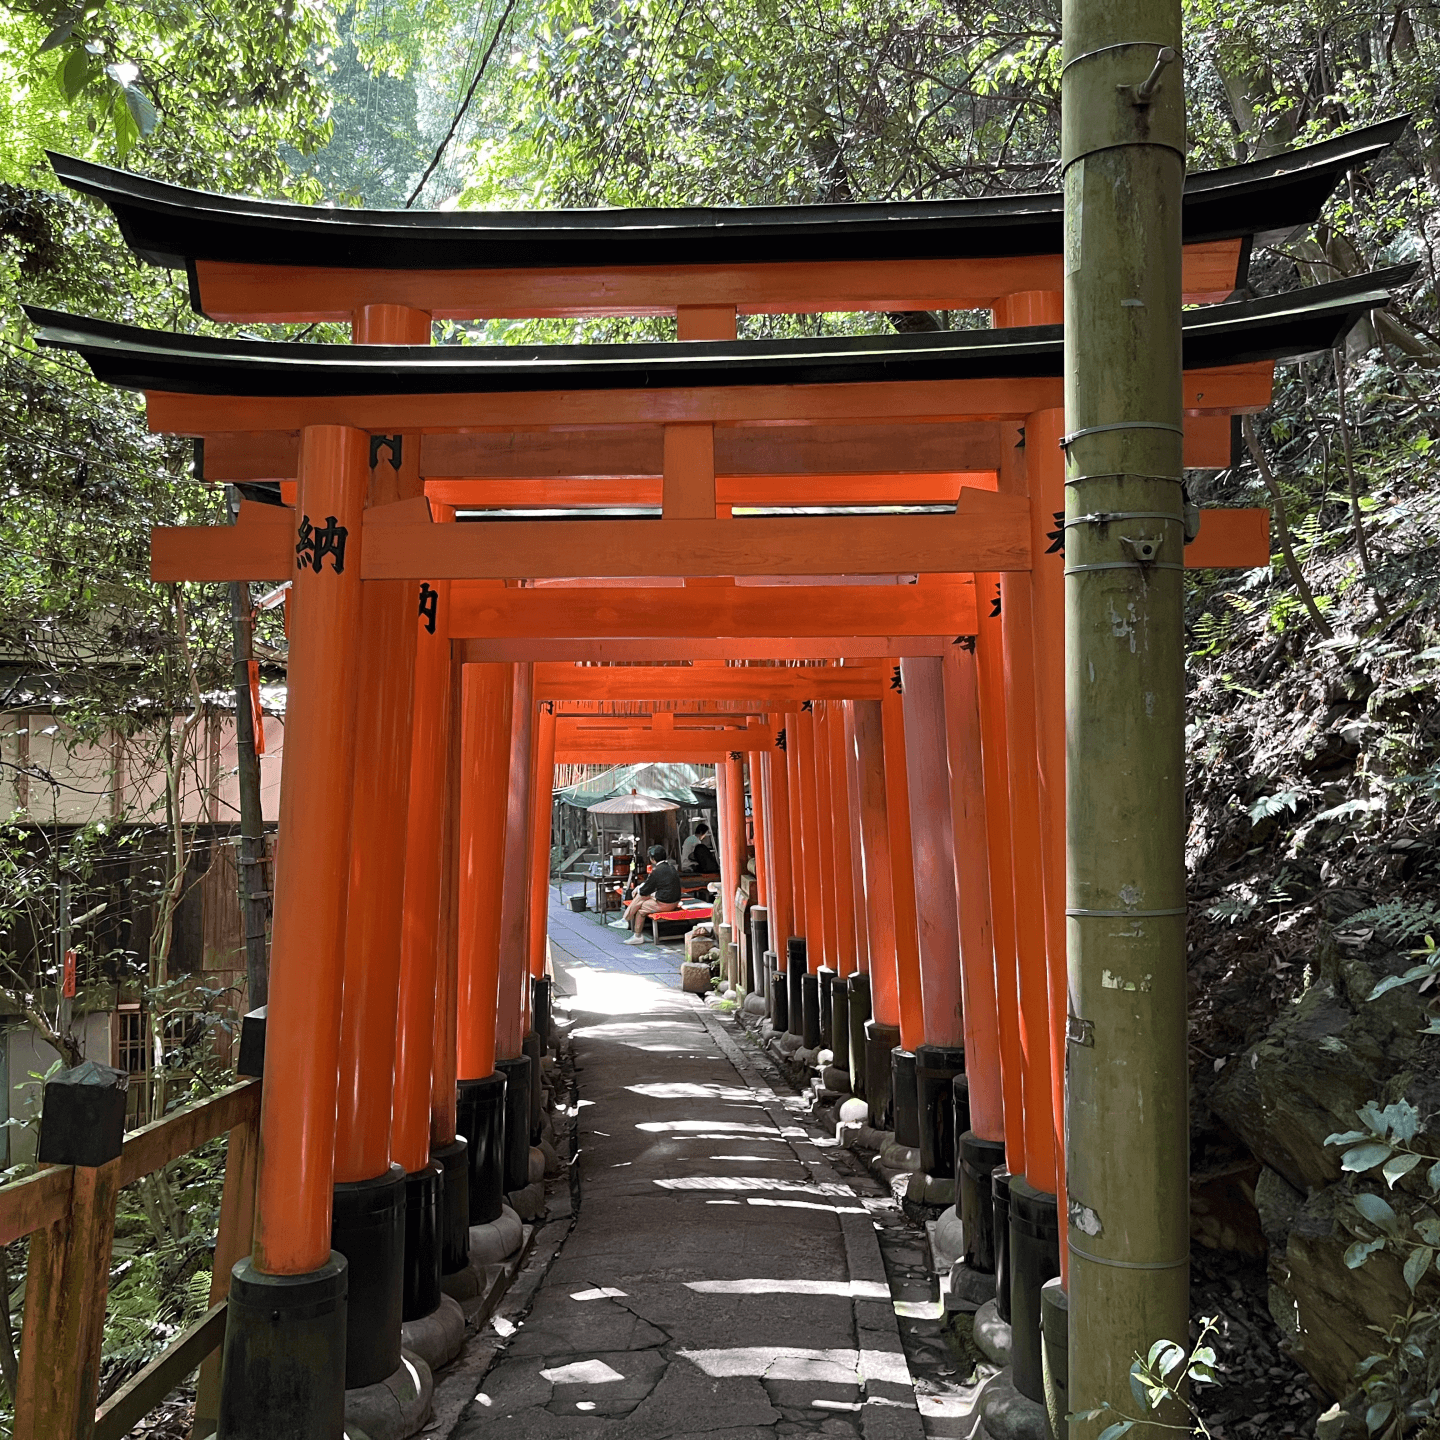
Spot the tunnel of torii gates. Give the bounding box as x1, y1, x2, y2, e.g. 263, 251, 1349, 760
23, 119, 1412, 1437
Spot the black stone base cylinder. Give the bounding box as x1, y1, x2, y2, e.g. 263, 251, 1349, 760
456, 1073, 506, 1224
217, 1253, 347, 1440
786, 938, 806, 1036
817, 968, 835, 1049
531, 975, 552, 1049
749, 907, 769, 995
1041, 1278, 1069, 1439
915, 1044, 966, 1177
801, 974, 821, 1048
863, 1020, 900, 1130
831, 979, 850, 1073
432, 1137, 469, 1275
330, 1164, 404, 1389
847, 973, 871, 1099
959, 1131, 1005, 1274
769, 959, 788, 1030
890, 1048, 920, 1149
402, 1160, 443, 1322
1008, 1177, 1061, 1403
523, 1030, 544, 1144
952, 1075, 972, 1166
992, 1168, 1013, 1323
496, 1054, 532, 1194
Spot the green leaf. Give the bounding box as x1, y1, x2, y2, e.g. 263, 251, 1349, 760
1346, 1238, 1386, 1268
1327, 1129, 1372, 1147
1430, 1161, 1440, 1194
1403, 1246, 1433, 1293
1417, 1218, 1440, 1246
60, 46, 93, 100
1384, 1152, 1422, 1188
1367, 1400, 1394, 1433
1344, 1143, 1395, 1174
1128, 1363, 1148, 1409
1354, 1192, 1401, 1234
39, 15, 82, 52
121, 84, 157, 136
1149, 1341, 1186, 1381
1097, 1424, 1135, 1440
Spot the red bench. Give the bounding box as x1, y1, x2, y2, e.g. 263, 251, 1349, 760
645, 905, 712, 942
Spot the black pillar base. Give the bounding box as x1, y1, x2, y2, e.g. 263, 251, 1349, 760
992, 1168, 1013, 1323
1008, 1177, 1061, 1404
890, 1048, 920, 1149
217, 1253, 347, 1440
958, 1131, 1005, 1274
817, 968, 835, 1049
749, 907, 769, 995
863, 1020, 899, 1130
769, 958, 788, 1030
496, 1054, 532, 1194
531, 975, 552, 1049
402, 1160, 443, 1322
801, 973, 821, 1048
456, 1073, 506, 1225
915, 1044, 966, 1177
846, 974, 871, 1099
523, 1030, 544, 1145
831, 979, 850, 1073
331, 1164, 404, 1389
432, 1137, 469, 1275
786, 938, 806, 1037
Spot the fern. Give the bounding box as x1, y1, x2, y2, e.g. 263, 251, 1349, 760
1343, 902, 1440, 942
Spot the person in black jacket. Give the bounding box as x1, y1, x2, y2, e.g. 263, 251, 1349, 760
680, 821, 718, 874
622, 845, 682, 945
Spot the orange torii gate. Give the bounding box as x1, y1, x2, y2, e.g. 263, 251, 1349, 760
12, 120, 1411, 1440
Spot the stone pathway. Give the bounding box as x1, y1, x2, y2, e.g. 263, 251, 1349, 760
545, 881, 697, 987
451, 928, 930, 1440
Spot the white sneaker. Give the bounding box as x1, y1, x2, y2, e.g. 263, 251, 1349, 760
608, 919, 630, 929
624, 935, 645, 946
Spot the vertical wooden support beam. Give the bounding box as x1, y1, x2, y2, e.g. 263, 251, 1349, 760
941, 642, 1005, 1141
975, 570, 1028, 1166
746, 724, 769, 910
253, 424, 367, 1275
191, 1110, 261, 1438
784, 719, 807, 943
793, 707, 825, 972
880, 690, 925, 1053
676, 304, 738, 341
393, 554, 454, 1178
456, 664, 514, 1082
715, 761, 735, 933
662, 425, 717, 519
900, 658, 964, 1049
723, 750, 748, 931
15, 1160, 122, 1440
813, 706, 840, 976
826, 704, 858, 977
764, 718, 794, 944
528, 702, 557, 984
495, 664, 534, 1060
842, 702, 871, 975
431, 655, 463, 1147
852, 700, 899, 1025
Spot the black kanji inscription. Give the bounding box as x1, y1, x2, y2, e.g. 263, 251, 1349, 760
295, 515, 348, 575
776, 728, 787, 751
990, 584, 1002, 619
890, 665, 903, 694
418, 583, 439, 634
1045, 510, 1065, 555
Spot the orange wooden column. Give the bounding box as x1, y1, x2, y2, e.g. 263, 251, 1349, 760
764, 717, 794, 945
852, 699, 899, 1024
495, 663, 534, 1059
724, 750, 747, 919
826, 703, 858, 977
456, 663, 514, 1083
842, 702, 871, 974
813, 705, 840, 974
253, 424, 368, 1276
431, 657, 463, 1149
880, 690, 925, 1052
975, 571, 1027, 1164
392, 556, 453, 1177
746, 724, 769, 910
899, 657, 964, 1049
793, 707, 825, 972
715, 760, 735, 933
784, 720, 807, 944
941, 640, 1005, 1142
527, 700, 557, 984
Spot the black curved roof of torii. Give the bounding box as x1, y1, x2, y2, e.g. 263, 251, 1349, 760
48, 118, 1407, 274
25, 268, 1413, 398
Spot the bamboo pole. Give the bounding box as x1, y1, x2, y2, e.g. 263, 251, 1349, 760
1061, 0, 1189, 1424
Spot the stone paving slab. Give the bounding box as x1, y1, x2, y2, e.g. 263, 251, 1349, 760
451, 933, 922, 1440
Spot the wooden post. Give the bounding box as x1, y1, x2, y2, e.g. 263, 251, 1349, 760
826, 702, 858, 977
793, 707, 825, 972
14, 1158, 122, 1440
784, 719, 807, 945
252, 424, 368, 1276
715, 760, 735, 936
746, 726, 769, 911
880, 690, 924, 1053
528, 701, 557, 985
723, 751, 747, 985
495, 663, 534, 1059
764, 719, 794, 944
431, 655, 463, 1147
812, 705, 840, 976
842, 702, 871, 975
851, 700, 899, 1024
456, 663, 514, 1082
190, 1113, 261, 1439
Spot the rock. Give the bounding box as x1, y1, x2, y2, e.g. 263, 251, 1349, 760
507, 1180, 546, 1222
838, 1097, 869, 1124
816, 1049, 833, 1068
539, 1135, 563, 1178
880, 1140, 921, 1172
681, 962, 712, 994
400, 1294, 464, 1372
742, 992, 768, 1015
979, 1370, 1048, 1440
1315, 1401, 1366, 1439
344, 1349, 433, 1440
973, 1299, 1011, 1367
934, 1205, 964, 1264
905, 1171, 954, 1207
948, 1259, 996, 1310
778, 1031, 803, 1054
527, 1145, 545, 1184
821, 1066, 851, 1094
467, 1205, 523, 1265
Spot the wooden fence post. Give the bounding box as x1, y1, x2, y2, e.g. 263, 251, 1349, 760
189, 1112, 261, 1439
13, 1158, 122, 1440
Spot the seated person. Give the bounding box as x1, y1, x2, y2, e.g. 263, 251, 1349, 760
622, 845, 682, 945
681, 821, 718, 874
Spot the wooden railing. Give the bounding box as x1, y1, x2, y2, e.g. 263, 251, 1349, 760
1, 1077, 261, 1440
